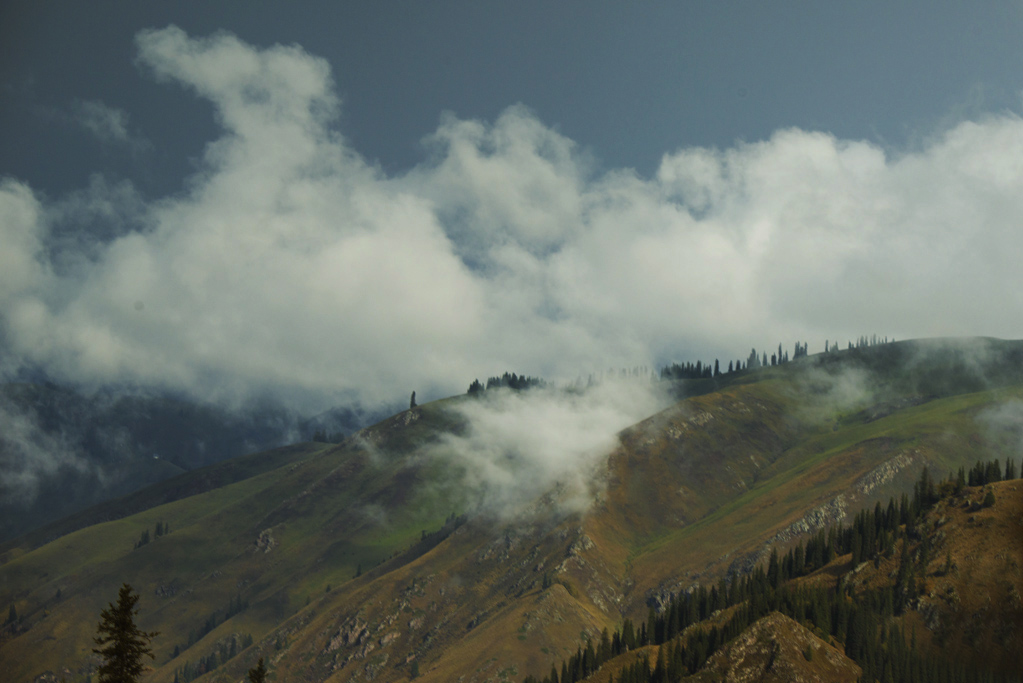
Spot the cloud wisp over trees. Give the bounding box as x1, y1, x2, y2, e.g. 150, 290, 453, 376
428, 378, 671, 520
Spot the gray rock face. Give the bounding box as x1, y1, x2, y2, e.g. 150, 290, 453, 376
725, 450, 921, 581
324, 616, 370, 653
255, 528, 277, 553
855, 450, 917, 495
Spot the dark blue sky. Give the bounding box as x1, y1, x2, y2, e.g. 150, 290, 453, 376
5, 2, 1023, 199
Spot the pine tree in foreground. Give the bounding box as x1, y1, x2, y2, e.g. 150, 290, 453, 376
248, 657, 267, 683
93, 583, 159, 683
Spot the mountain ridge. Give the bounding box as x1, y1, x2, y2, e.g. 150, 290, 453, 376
2, 337, 1022, 683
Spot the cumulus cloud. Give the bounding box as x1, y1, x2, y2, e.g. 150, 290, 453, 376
2, 26, 1023, 412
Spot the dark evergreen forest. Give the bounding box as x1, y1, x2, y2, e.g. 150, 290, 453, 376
524, 460, 1020, 683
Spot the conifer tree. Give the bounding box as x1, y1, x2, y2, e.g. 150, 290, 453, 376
248, 657, 267, 683
767, 548, 780, 588
653, 645, 668, 683
93, 583, 159, 683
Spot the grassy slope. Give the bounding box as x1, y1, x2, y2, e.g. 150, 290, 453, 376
807, 478, 1023, 676
3, 339, 1023, 683
574, 479, 1020, 683
598, 362, 1023, 619
0, 400, 466, 683
0, 382, 333, 545
0, 442, 327, 560
1, 448, 328, 681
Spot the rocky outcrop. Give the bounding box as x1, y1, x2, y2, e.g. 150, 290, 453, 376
777, 496, 848, 542
855, 451, 918, 495
154, 582, 179, 598
665, 411, 715, 440
324, 617, 370, 654
724, 449, 921, 581
689, 612, 860, 683
255, 528, 277, 553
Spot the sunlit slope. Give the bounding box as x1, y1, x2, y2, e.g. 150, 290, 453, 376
257, 340, 1023, 683
572, 478, 1021, 683
688, 612, 863, 683
806, 478, 1023, 676
595, 343, 1023, 615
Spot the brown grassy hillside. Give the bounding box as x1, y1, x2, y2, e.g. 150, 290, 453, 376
824, 478, 1023, 677
4, 345, 1023, 683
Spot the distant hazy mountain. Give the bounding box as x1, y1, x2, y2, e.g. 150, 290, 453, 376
0, 381, 388, 543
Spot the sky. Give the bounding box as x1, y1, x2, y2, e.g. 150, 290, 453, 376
3, 2, 1023, 411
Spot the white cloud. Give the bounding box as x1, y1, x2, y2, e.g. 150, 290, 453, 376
0, 395, 96, 504
3, 26, 1023, 412
72, 100, 149, 153
427, 379, 670, 520
0, 179, 48, 308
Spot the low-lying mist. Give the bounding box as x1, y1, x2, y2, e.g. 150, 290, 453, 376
788, 363, 877, 425
977, 400, 1023, 457
425, 378, 672, 520
0, 396, 96, 506
783, 337, 1023, 427
0, 382, 396, 543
